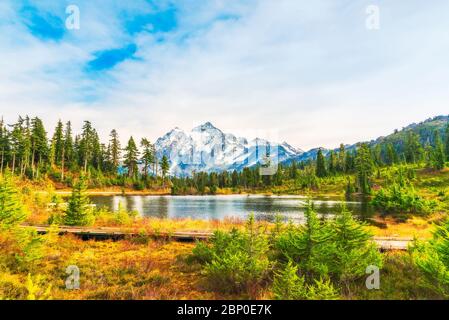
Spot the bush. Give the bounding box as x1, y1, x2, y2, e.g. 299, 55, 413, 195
272, 261, 339, 300
412, 218, 449, 297
274, 203, 382, 295
372, 182, 436, 214
191, 215, 271, 294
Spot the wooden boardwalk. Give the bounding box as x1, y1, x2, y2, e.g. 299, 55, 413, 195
25, 225, 413, 251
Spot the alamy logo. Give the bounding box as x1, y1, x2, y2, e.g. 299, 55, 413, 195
366, 5, 380, 30
66, 265, 80, 290
365, 265, 380, 290
65, 5, 80, 30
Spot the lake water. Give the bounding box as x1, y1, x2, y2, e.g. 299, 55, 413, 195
89, 195, 374, 223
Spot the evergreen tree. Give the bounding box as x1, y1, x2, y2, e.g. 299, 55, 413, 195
432, 130, 446, 170
79, 121, 94, 172
30, 117, 48, 177
405, 131, 423, 164
337, 144, 346, 172
109, 129, 121, 172
63, 121, 74, 173
160, 155, 170, 182
0, 119, 9, 174
231, 170, 239, 187
140, 138, 154, 178
372, 144, 383, 167
315, 149, 327, 178
51, 120, 64, 166
290, 161, 298, 179
445, 122, 449, 161
344, 150, 355, 173
328, 206, 382, 287
64, 175, 94, 226
355, 143, 374, 194
0, 175, 27, 229
328, 151, 336, 175
385, 143, 398, 165
123, 136, 139, 177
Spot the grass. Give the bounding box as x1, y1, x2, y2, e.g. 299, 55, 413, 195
1, 234, 233, 300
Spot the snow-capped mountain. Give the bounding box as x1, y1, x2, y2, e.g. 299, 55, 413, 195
155, 122, 304, 176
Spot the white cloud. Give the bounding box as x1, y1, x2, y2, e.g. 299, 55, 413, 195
1, 0, 449, 150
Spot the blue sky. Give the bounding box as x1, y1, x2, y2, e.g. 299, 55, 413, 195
1, 0, 449, 149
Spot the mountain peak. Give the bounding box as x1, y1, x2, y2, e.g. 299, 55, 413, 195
192, 121, 220, 132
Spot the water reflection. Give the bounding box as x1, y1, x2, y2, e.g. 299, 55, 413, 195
90, 195, 374, 223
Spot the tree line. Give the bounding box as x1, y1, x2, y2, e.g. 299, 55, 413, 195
0, 115, 448, 194
0, 116, 170, 187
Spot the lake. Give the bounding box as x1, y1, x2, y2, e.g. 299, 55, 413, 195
89, 195, 374, 223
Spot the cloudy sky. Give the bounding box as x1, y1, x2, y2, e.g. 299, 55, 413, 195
1, 0, 449, 150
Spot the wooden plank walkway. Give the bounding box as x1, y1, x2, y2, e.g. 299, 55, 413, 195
24, 225, 413, 250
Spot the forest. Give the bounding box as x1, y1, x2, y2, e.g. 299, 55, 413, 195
1, 115, 448, 198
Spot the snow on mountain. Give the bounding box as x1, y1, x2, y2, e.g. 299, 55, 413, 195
155, 122, 304, 176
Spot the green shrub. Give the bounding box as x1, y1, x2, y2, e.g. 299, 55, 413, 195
274, 203, 334, 278
0, 175, 27, 230
372, 182, 436, 214
274, 203, 382, 295
272, 261, 339, 300
64, 176, 95, 226
412, 218, 449, 297
327, 206, 383, 286
192, 215, 271, 294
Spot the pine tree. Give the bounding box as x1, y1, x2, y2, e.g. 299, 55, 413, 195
61, 121, 73, 181
329, 205, 382, 286
432, 130, 446, 170
328, 151, 336, 175
0, 175, 27, 230
30, 117, 48, 178
337, 144, 346, 172
51, 120, 64, 166
405, 131, 423, 164
140, 138, 154, 178
445, 122, 449, 161
315, 148, 327, 178
160, 155, 170, 182
123, 136, 139, 177
0, 119, 8, 175
344, 151, 355, 173
231, 170, 239, 187
64, 175, 94, 226
79, 121, 94, 172
385, 143, 398, 165
355, 143, 374, 194
109, 129, 121, 173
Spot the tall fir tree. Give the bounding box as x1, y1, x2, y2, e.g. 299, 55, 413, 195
315, 148, 327, 178
445, 122, 449, 161
30, 117, 48, 178
124, 136, 139, 177
61, 121, 74, 180
337, 143, 346, 172
79, 121, 94, 172
140, 138, 154, 179
405, 131, 423, 164
109, 129, 121, 173
0, 175, 27, 229
64, 175, 94, 226
432, 130, 446, 170
160, 155, 170, 182
51, 120, 64, 166
355, 143, 374, 194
